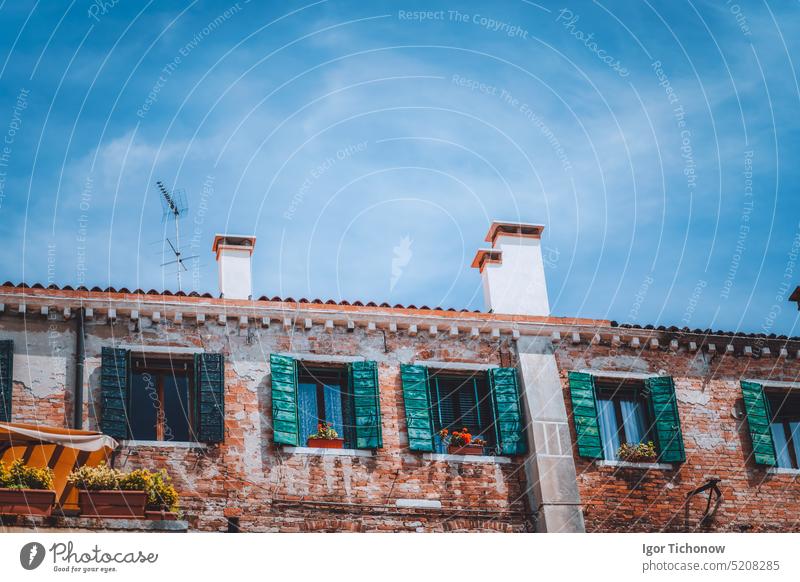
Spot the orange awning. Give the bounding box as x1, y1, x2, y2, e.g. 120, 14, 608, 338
0, 423, 118, 512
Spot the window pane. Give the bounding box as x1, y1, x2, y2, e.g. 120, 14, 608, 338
771, 423, 792, 469
298, 382, 319, 446
129, 372, 158, 441
323, 383, 344, 438
791, 422, 800, 470
620, 399, 648, 445
162, 375, 191, 442
597, 399, 621, 460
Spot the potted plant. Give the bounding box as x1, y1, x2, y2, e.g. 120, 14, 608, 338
68, 462, 147, 518
617, 441, 658, 463
307, 422, 345, 449
439, 428, 485, 456
0, 460, 56, 517
144, 469, 180, 521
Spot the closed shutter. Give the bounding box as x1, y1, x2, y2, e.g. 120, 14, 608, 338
100, 347, 130, 439
740, 380, 777, 466
0, 340, 12, 422
195, 353, 225, 443
645, 376, 686, 463
489, 367, 527, 455
400, 364, 434, 451
270, 354, 299, 446
349, 361, 382, 449
567, 371, 603, 459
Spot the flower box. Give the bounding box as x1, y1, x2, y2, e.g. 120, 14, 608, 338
145, 509, 179, 521
78, 490, 147, 518
307, 437, 345, 449
0, 488, 56, 517
448, 444, 484, 456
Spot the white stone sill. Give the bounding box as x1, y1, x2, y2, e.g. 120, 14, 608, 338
120, 440, 207, 449
422, 453, 512, 465
596, 460, 673, 470
767, 467, 800, 475
282, 446, 373, 458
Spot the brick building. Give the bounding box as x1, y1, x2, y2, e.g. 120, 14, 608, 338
1, 222, 799, 532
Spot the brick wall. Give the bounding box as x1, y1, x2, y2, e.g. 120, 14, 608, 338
557, 343, 800, 532
1, 311, 530, 532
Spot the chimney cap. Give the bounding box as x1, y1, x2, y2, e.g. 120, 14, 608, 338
212, 234, 256, 254
485, 221, 544, 247
790, 286, 800, 308
470, 248, 502, 272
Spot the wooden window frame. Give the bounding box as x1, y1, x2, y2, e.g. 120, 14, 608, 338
297, 363, 352, 446
595, 379, 654, 449
130, 355, 196, 442
766, 389, 800, 470
427, 370, 496, 447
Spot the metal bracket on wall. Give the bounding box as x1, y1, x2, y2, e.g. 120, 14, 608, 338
686, 477, 722, 525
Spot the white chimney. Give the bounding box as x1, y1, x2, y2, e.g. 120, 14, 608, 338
470, 221, 549, 316
212, 234, 256, 300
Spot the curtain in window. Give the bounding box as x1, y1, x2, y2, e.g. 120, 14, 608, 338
770, 423, 792, 468
791, 422, 800, 468
297, 382, 318, 446
323, 383, 344, 438
620, 400, 648, 445
597, 399, 621, 460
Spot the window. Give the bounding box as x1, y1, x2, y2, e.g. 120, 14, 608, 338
129, 355, 195, 442
766, 391, 800, 469
595, 380, 653, 461
427, 371, 496, 453
297, 364, 355, 448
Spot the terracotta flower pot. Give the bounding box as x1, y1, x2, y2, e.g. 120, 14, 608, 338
145, 508, 179, 521
0, 488, 56, 517
307, 437, 345, 449
448, 444, 484, 456
78, 490, 147, 518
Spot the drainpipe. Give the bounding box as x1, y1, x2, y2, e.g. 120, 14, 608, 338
73, 306, 85, 429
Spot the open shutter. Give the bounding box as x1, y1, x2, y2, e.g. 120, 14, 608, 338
645, 376, 686, 463
567, 372, 603, 459
400, 364, 434, 451
489, 367, 527, 455
740, 381, 777, 466
195, 353, 225, 443
0, 340, 12, 422
270, 354, 299, 446
349, 361, 382, 449
100, 347, 130, 439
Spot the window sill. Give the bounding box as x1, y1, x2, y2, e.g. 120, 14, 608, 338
282, 446, 374, 457
121, 440, 208, 449
422, 453, 512, 464
596, 460, 673, 470
766, 467, 800, 475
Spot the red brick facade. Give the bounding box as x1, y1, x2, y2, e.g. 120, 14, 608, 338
2, 284, 800, 532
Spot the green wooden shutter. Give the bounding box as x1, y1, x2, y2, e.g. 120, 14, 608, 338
195, 353, 225, 443
400, 364, 434, 451
489, 367, 527, 455
0, 340, 13, 423
100, 347, 130, 439
567, 371, 603, 459
270, 354, 299, 446
740, 381, 777, 466
349, 361, 382, 449
645, 376, 686, 463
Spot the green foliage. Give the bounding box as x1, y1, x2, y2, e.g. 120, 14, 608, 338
617, 441, 658, 463
309, 421, 339, 440
66, 463, 179, 512
0, 460, 55, 490
146, 469, 179, 512
67, 462, 120, 491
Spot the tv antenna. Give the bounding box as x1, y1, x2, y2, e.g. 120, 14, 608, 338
156, 181, 197, 292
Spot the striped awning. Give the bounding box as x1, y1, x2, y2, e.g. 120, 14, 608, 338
0, 423, 118, 512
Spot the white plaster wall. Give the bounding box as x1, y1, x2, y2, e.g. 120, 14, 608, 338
482, 236, 549, 316
218, 247, 252, 299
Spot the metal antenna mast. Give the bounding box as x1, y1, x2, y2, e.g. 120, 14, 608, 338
156, 181, 196, 292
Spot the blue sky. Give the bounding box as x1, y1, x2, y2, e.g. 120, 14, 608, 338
0, 1, 799, 334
